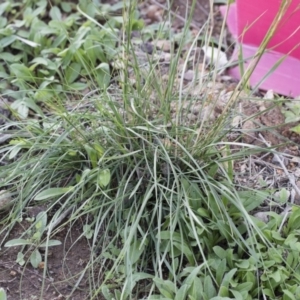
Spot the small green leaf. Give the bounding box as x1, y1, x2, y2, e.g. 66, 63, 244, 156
61, 2, 72, 12
35, 211, 47, 233
230, 290, 243, 300
83, 224, 94, 239
34, 187, 74, 200
65, 62, 82, 84
153, 278, 175, 299
98, 169, 111, 187
50, 6, 62, 20
279, 188, 289, 204
127, 241, 144, 265
269, 270, 282, 283
197, 207, 210, 218
16, 252, 25, 266
210, 297, 232, 300
69, 82, 88, 90
33, 231, 42, 241
235, 282, 253, 293
173, 241, 194, 265
8, 145, 22, 160
0, 287, 7, 300
101, 285, 114, 300
30, 249, 42, 268
263, 288, 275, 298
31, 57, 49, 67
123, 272, 153, 298
10, 64, 35, 82
21, 98, 44, 116
283, 289, 296, 300
216, 259, 227, 286
271, 231, 285, 243
213, 246, 227, 259
5, 239, 32, 247
10, 100, 29, 119
188, 276, 203, 299
84, 144, 98, 168
218, 286, 229, 298
40, 240, 62, 247
235, 259, 250, 269
131, 19, 144, 30
175, 284, 189, 300
95, 63, 110, 89
290, 124, 300, 134
288, 207, 300, 230
0, 35, 17, 47
0, 2, 10, 16
0, 52, 22, 62
204, 276, 217, 299
221, 268, 237, 288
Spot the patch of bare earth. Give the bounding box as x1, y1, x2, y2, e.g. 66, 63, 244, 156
0, 220, 101, 300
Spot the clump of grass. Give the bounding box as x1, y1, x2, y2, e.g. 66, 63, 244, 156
0, 0, 300, 299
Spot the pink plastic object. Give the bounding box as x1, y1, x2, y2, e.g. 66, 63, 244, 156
220, 0, 300, 97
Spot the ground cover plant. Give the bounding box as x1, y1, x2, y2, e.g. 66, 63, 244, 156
1, 0, 300, 299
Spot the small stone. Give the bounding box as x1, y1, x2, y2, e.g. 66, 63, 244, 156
183, 70, 195, 81
140, 42, 153, 54
161, 52, 172, 62
154, 10, 163, 21
38, 261, 45, 269
146, 5, 159, 20
111, 60, 125, 70
197, 63, 206, 73
263, 90, 274, 100
295, 168, 300, 177
200, 104, 214, 121
201, 46, 228, 68
187, 113, 197, 121
240, 164, 247, 174
181, 101, 190, 110
232, 115, 242, 128
0, 190, 13, 211
207, 81, 215, 88
190, 103, 202, 115
155, 39, 173, 52
242, 120, 257, 144
272, 154, 288, 166
220, 75, 233, 81
170, 102, 177, 112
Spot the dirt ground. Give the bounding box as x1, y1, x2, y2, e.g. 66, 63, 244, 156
0, 220, 95, 300
0, 1, 221, 299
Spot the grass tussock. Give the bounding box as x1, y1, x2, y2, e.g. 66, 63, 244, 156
0, 0, 300, 299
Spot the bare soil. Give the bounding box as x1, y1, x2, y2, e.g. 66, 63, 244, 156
0, 220, 96, 300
